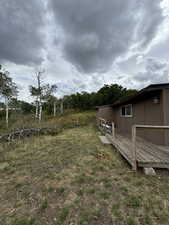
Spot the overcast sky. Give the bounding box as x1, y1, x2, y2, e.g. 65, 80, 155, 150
0, 0, 169, 101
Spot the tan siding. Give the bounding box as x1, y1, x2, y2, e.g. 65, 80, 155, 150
114, 92, 165, 145
143, 95, 164, 144
163, 89, 169, 145
96, 106, 114, 122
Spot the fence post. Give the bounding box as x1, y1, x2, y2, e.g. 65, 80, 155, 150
132, 125, 137, 171
112, 122, 115, 139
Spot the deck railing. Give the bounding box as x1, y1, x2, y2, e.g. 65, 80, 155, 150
132, 125, 169, 171
97, 117, 115, 137
97, 118, 169, 171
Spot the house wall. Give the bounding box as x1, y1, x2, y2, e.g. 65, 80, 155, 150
163, 89, 169, 145
114, 92, 165, 145
96, 106, 114, 123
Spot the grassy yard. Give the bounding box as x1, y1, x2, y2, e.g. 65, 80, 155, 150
0, 113, 169, 225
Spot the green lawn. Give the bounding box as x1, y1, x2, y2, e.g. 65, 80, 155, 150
0, 118, 169, 225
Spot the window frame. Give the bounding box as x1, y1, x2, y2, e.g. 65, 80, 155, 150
120, 104, 133, 117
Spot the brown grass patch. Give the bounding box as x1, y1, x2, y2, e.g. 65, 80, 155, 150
0, 112, 169, 225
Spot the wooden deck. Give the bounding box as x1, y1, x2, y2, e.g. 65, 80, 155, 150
97, 121, 169, 169
106, 133, 169, 169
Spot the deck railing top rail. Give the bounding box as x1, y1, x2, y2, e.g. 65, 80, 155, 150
97, 117, 106, 123
133, 125, 169, 129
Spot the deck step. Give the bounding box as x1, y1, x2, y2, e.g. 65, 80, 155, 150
143, 167, 156, 176
99, 136, 111, 144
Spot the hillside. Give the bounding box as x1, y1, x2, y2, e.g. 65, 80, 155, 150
0, 112, 169, 225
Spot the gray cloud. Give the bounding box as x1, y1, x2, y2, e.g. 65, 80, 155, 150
50, 0, 164, 73
146, 58, 167, 71
133, 57, 169, 84
0, 0, 168, 102
54, 73, 106, 97
0, 0, 45, 65
134, 1, 164, 48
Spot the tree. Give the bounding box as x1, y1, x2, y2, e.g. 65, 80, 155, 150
29, 86, 40, 118
36, 71, 43, 122
30, 71, 57, 121
41, 84, 57, 116
0, 65, 18, 127
29, 71, 44, 122
44, 94, 58, 116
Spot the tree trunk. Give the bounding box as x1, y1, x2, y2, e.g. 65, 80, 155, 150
39, 97, 42, 122
5, 97, 9, 128
37, 72, 42, 122
54, 102, 56, 117
60, 101, 63, 115
35, 100, 39, 119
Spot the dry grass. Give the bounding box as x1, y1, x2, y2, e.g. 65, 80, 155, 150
0, 110, 96, 136
0, 112, 169, 225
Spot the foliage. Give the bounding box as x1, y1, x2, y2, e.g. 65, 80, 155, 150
0, 64, 138, 116
0, 65, 18, 99
29, 71, 57, 119
10, 98, 35, 114
59, 84, 138, 110
43, 95, 58, 114
29, 83, 57, 102
42, 84, 57, 101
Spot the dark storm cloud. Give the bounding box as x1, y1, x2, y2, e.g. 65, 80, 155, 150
50, 0, 164, 73
0, 0, 45, 65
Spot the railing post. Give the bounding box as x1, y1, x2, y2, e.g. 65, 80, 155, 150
99, 118, 102, 127
101, 119, 103, 130
132, 125, 137, 171
112, 122, 115, 139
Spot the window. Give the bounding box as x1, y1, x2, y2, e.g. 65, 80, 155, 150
121, 106, 126, 116
121, 104, 132, 117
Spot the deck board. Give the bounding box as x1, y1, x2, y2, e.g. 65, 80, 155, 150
99, 136, 111, 144
105, 132, 169, 169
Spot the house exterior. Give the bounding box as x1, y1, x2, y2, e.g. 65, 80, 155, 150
96, 83, 169, 146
